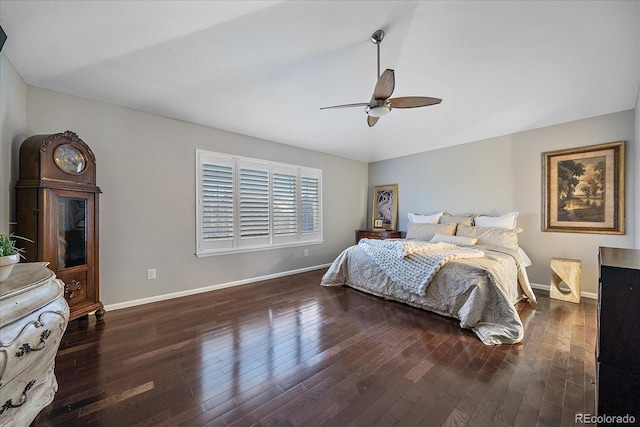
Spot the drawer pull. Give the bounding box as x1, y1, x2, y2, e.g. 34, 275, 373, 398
0, 379, 36, 414
65, 279, 82, 299
15, 329, 51, 357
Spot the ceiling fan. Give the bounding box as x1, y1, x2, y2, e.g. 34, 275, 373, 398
321, 29, 442, 127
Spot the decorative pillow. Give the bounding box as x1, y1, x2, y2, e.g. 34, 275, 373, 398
439, 213, 475, 226
406, 222, 456, 241
456, 224, 520, 250
429, 233, 478, 246
474, 212, 519, 229
408, 211, 444, 224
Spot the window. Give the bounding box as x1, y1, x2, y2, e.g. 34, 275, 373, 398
196, 150, 322, 256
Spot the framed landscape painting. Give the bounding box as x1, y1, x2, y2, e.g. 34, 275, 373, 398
542, 141, 625, 234
372, 184, 398, 230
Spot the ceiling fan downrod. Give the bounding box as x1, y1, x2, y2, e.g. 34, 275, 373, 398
371, 29, 385, 79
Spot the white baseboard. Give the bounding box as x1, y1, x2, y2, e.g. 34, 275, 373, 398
530, 282, 598, 300
104, 263, 332, 312
105, 271, 597, 313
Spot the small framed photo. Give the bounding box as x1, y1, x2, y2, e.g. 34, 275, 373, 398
542, 141, 625, 234
372, 184, 398, 230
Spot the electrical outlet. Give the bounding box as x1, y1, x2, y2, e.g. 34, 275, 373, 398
147, 269, 156, 280
304, 249, 309, 257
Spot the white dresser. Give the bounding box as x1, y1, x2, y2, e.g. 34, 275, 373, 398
0, 263, 69, 426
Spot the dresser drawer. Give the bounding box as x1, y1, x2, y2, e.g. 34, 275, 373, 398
0, 296, 68, 387
0, 342, 59, 427
597, 362, 640, 418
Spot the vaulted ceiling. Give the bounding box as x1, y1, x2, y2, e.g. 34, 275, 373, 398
1, 1, 638, 162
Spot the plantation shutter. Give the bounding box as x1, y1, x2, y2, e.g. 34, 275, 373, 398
196, 150, 322, 256
197, 152, 234, 251
272, 165, 298, 244
238, 160, 270, 246
300, 168, 321, 241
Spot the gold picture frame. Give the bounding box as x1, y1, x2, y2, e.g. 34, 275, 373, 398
372, 184, 398, 230
542, 141, 625, 234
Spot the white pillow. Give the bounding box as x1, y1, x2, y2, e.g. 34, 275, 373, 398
474, 212, 519, 229
408, 211, 444, 224
456, 224, 520, 250
406, 222, 456, 241
439, 213, 475, 226
430, 233, 478, 246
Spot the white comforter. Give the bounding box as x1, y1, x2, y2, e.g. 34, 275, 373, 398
321, 241, 536, 345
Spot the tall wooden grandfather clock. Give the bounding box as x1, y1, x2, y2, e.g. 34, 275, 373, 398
16, 131, 104, 321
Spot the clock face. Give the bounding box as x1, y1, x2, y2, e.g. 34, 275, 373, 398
54, 144, 87, 174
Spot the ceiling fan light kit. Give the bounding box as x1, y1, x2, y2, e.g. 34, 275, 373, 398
321, 29, 442, 127
365, 101, 391, 117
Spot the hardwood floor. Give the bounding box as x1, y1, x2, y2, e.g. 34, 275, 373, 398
32, 268, 596, 426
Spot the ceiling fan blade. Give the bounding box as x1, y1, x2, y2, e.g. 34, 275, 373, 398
367, 116, 379, 127
373, 69, 395, 100
389, 96, 442, 109
320, 102, 368, 110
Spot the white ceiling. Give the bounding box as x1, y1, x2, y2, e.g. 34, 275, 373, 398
1, 1, 638, 163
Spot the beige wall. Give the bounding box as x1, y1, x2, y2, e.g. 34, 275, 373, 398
0, 53, 27, 234
3, 52, 638, 304
369, 110, 636, 295
23, 87, 368, 306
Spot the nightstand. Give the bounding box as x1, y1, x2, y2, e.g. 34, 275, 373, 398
356, 229, 402, 243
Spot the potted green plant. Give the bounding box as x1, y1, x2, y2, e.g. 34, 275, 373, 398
0, 234, 29, 281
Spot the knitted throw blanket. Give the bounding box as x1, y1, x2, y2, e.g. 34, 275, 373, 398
358, 238, 485, 296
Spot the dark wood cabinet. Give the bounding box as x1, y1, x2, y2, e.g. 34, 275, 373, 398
16, 131, 104, 322
597, 247, 640, 420
356, 229, 401, 243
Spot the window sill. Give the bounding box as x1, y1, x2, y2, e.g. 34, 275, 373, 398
196, 239, 324, 257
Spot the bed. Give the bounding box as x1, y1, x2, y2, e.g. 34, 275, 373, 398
321, 212, 537, 345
